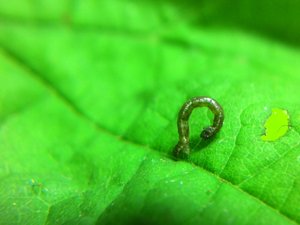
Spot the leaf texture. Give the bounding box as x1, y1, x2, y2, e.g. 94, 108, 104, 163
0, 1, 300, 225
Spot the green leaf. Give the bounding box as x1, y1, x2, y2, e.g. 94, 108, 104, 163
0, 1, 300, 225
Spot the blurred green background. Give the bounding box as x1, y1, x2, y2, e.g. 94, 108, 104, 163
0, 1, 300, 225
1, 0, 300, 45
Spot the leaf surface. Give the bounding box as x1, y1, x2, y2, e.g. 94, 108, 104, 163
0, 1, 300, 225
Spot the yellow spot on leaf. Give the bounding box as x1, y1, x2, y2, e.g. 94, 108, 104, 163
261, 108, 289, 141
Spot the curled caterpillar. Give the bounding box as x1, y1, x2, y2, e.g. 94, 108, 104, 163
173, 96, 224, 158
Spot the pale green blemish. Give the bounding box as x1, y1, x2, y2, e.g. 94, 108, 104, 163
261, 108, 289, 141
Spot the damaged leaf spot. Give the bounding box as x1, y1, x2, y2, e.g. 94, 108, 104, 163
28, 178, 48, 195
261, 108, 289, 141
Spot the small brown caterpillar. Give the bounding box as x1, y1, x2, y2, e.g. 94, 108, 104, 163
173, 96, 224, 158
